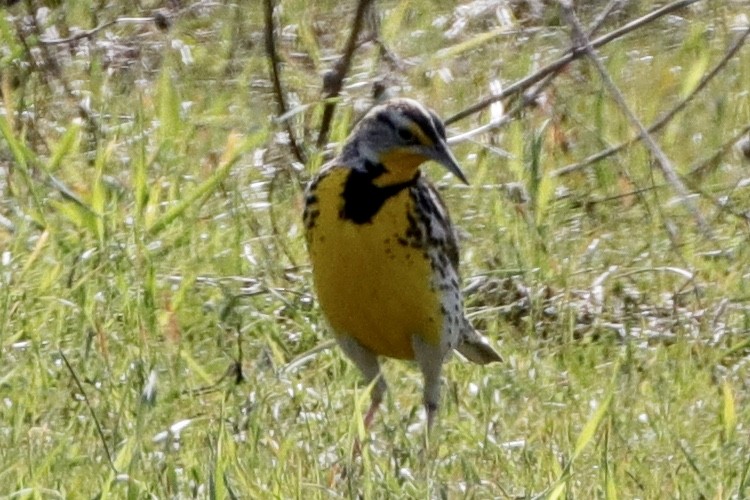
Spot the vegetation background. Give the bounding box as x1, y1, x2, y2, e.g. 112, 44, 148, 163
2, 0, 750, 497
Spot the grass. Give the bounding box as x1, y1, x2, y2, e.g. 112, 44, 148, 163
2, 0, 750, 497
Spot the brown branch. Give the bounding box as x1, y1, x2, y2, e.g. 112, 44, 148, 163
445, 0, 702, 125
449, 0, 622, 145
263, 0, 307, 165
585, 0, 622, 39
553, 24, 750, 178
316, 0, 375, 148
560, 0, 712, 238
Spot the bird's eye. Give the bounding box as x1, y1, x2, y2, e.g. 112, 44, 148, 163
397, 127, 415, 142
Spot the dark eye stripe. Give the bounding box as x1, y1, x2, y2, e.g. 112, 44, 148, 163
429, 110, 446, 140
397, 127, 417, 143
376, 111, 397, 130
377, 104, 444, 146
402, 106, 441, 146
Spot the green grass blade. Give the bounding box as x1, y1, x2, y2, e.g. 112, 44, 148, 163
721, 379, 737, 442
147, 131, 264, 236
91, 142, 113, 244
47, 123, 81, 172
573, 364, 618, 461
0, 112, 29, 173
547, 481, 567, 500
0, 114, 49, 226
604, 425, 617, 500
158, 68, 182, 144
573, 390, 612, 460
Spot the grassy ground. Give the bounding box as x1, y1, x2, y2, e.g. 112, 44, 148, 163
2, 0, 750, 497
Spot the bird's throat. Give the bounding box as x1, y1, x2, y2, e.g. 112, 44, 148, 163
373, 149, 426, 187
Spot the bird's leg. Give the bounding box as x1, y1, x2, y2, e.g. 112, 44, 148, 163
336, 336, 387, 429
363, 396, 382, 429
361, 373, 387, 430
412, 335, 445, 432
426, 401, 438, 431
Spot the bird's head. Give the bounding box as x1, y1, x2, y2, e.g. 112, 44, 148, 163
341, 98, 467, 187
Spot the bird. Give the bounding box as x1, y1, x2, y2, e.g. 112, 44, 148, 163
303, 97, 502, 430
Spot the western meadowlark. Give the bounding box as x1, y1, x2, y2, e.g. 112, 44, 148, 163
303, 98, 502, 429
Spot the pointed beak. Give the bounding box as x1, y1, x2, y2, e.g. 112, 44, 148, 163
424, 141, 469, 185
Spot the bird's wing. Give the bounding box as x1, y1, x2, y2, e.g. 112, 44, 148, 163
411, 177, 461, 271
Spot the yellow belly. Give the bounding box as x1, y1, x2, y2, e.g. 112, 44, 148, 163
306, 168, 443, 360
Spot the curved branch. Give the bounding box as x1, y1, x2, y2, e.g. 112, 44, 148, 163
560, 0, 712, 238
553, 24, 750, 178
316, 0, 375, 148
445, 0, 702, 125
264, 0, 307, 165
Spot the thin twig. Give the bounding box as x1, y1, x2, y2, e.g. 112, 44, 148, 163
560, 0, 712, 238
449, 0, 622, 145
263, 0, 307, 165
38, 4, 211, 45
606, 121, 750, 231
553, 24, 750, 178
687, 121, 750, 178
316, 0, 375, 148
59, 349, 117, 473
688, 179, 750, 225
267, 168, 300, 269
586, 0, 624, 38
38, 15, 178, 45
24, 5, 101, 132
446, 0, 702, 125
39, 20, 119, 45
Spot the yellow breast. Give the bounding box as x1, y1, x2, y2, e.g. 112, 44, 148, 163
305, 167, 444, 360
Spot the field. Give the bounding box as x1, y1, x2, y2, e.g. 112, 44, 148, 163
2, 0, 750, 497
